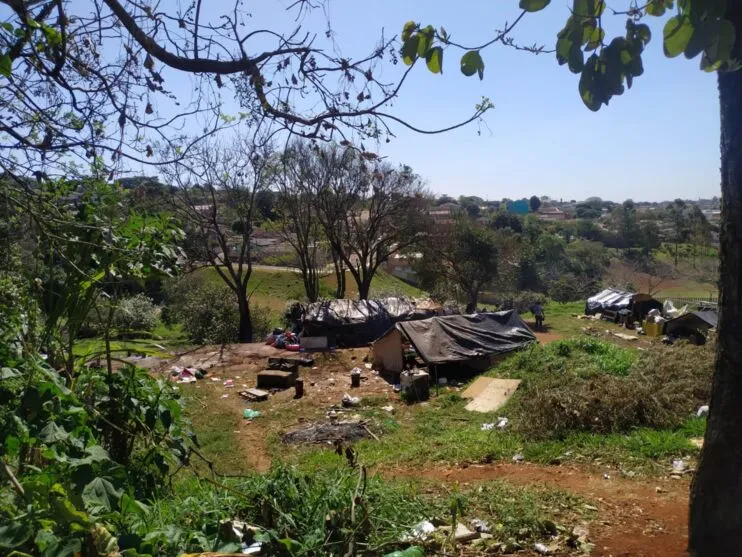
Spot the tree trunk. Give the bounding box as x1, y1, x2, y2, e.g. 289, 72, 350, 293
358, 275, 371, 301
237, 294, 252, 343
688, 25, 742, 555
332, 248, 346, 298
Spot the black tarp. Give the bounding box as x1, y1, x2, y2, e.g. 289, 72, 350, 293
394, 310, 536, 365
585, 288, 662, 320
665, 310, 718, 337
300, 298, 443, 347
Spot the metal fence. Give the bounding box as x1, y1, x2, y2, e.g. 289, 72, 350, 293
662, 296, 718, 309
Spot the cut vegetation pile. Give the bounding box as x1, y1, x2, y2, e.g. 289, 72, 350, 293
282, 421, 371, 444
499, 338, 713, 439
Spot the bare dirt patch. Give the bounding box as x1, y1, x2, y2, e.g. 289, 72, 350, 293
387, 462, 689, 557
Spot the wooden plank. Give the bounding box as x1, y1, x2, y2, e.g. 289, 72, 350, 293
239, 388, 269, 402
464, 378, 521, 413
461, 376, 495, 399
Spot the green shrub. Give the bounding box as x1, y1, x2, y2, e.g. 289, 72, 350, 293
113, 293, 158, 332
505, 340, 714, 439
164, 274, 278, 344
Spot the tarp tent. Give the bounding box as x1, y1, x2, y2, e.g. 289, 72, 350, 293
300, 297, 446, 348
664, 309, 717, 343
372, 310, 537, 373
585, 288, 662, 321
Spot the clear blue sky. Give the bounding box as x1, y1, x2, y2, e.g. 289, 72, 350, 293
302, 0, 721, 203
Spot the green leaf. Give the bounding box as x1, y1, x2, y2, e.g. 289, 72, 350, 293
401, 35, 419, 65
0, 523, 33, 549
700, 52, 723, 72
568, 43, 585, 73
683, 22, 707, 59
0, 366, 20, 379
556, 36, 573, 65
705, 19, 735, 64
417, 25, 434, 57
39, 421, 69, 443
425, 46, 443, 73
82, 477, 122, 513
0, 22, 13, 32
0, 54, 11, 78
460, 50, 484, 79
635, 23, 652, 46
401, 21, 417, 42
646, 0, 669, 16
573, 0, 605, 17
663, 15, 693, 57
519, 0, 551, 11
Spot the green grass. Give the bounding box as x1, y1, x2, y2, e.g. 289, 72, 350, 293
73, 322, 187, 360
285, 391, 704, 476
198, 267, 425, 310
149, 463, 589, 556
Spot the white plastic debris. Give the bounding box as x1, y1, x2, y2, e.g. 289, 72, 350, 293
382, 405, 396, 414
496, 417, 509, 429
350, 367, 363, 376
364, 363, 373, 369
438, 377, 448, 385
697, 405, 709, 417
481, 423, 495, 431
534, 542, 550, 554
341, 393, 360, 408
471, 518, 490, 534
402, 520, 436, 542
672, 458, 688, 474
220, 394, 229, 399
512, 453, 524, 463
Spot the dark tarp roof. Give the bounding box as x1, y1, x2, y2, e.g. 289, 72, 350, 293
665, 310, 718, 336
394, 310, 536, 365
301, 298, 444, 347
585, 288, 660, 316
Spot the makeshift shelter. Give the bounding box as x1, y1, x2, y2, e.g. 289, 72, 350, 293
585, 288, 662, 322
664, 310, 717, 344
372, 310, 537, 373
300, 297, 446, 348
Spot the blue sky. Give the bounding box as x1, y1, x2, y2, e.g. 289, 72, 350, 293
302, 0, 721, 202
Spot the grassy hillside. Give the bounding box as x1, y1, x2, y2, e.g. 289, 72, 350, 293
199, 267, 425, 311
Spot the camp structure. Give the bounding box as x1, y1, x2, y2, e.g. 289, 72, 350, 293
664, 309, 717, 344
585, 288, 662, 323
372, 310, 537, 374
299, 297, 448, 348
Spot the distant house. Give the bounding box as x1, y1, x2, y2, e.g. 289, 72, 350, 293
383, 252, 422, 284
537, 206, 567, 221
506, 199, 530, 215
428, 202, 459, 225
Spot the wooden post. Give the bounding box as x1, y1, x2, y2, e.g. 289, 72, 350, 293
294, 378, 304, 399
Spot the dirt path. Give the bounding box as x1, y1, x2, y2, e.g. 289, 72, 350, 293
387, 462, 689, 557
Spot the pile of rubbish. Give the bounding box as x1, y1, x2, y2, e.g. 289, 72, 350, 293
168, 366, 207, 383
265, 328, 300, 351
282, 420, 371, 445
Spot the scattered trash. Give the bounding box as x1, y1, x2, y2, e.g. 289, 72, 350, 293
350, 367, 362, 388
243, 409, 261, 420
534, 542, 551, 554
438, 377, 448, 386
224, 379, 234, 388
496, 416, 509, 429
382, 405, 395, 414
393, 384, 402, 393
239, 388, 269, 402
470, 518, 490, 534
342, 393, 361, 408
441, 522, 479, 542
696, 405, 709, 417
401, 520, 436, 542
220, 394, 229, 399
282, 420, 369, 444
364, 363, 373, 369
690, 437, 704, 449
210, 377, 221, 382
512, 453, 524, 463
671, 458, 688, 474
656, 486, 665, 494
603, 473, 610, 480
481, 423, 495, 431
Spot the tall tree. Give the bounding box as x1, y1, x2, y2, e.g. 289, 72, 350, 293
403, 1, 742, 552
277, 142, 327, 302
164, 135, 274, 342
529, 195, 541, 212
310, 146, 429, 300
667, 198, 689, 267
419, 215, 499, 310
